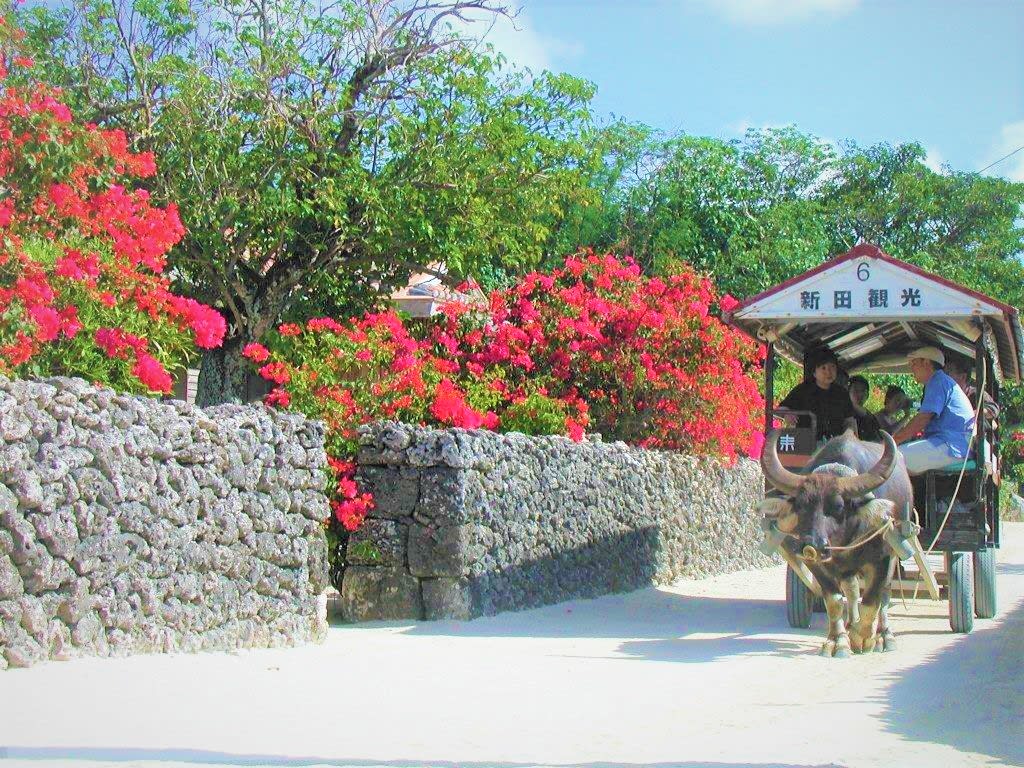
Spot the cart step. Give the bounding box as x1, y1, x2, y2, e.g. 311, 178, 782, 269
899, 535, 942, 599
891, 579, 946, 599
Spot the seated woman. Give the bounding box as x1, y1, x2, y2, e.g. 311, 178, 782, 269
848, 375, 882, 441
777, 348, 857, 443
877, 385, 912, 434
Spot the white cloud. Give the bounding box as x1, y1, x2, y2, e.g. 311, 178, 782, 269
982, 121, 1024, 181
693, 0, 860, 25
923, 145, 947, 175
726, 118, 838, 150
453, 7, 583, 73
729, 118, 755, 136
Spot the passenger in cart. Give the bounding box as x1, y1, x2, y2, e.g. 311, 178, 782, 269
893, 347, 976, 474
777, 348, 857, 443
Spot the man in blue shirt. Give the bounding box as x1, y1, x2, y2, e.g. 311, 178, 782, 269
893, 346, 976, 474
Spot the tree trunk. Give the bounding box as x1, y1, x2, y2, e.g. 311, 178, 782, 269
195, 335, 255, 406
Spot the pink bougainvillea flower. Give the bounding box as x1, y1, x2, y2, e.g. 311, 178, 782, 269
132, 352, 173, 393
265, 388, 291, 408
0, 28, 225, 392
720, 294, 740, 313
243, 343, 271, 363
258, 361, 291, 385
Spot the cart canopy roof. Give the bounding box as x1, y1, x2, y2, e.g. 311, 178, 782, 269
724, 244, 1024, 381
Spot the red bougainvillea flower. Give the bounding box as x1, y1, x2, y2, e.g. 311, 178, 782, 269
243, 343, 271, 363
258, 361, 291, 385
132, 352, 173, 393
265, 388, 291, 407
0, 25, 225, 394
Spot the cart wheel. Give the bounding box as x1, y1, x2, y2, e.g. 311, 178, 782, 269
973, 548, 997, 619
786, 565, 813, 628
948, 552, 974, 633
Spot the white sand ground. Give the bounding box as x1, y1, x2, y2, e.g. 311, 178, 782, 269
2, 524, 1022, 768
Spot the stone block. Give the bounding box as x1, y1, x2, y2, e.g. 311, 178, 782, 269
356, 466, 419, 519
0, 554, 23, 600
307, 530, 330, 594
422, 577, 474, 620
407, 523, 478, 578
415, 468, 482, 524
340, 566, 423, 621
346, 519, 407, 567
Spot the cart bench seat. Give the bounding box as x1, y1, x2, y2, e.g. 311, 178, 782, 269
936, 459, 978, 472
931, 441, 991, 474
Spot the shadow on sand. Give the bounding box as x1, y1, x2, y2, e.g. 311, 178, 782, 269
879, 592, 1024, 766
334, 574, 821, 664
0, 747, 848, 768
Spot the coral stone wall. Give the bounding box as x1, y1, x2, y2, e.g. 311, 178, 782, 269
0, 377, 330, 670
341, 423, 771, 621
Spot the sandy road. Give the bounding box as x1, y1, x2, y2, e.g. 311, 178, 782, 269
2, 524, 1022, 768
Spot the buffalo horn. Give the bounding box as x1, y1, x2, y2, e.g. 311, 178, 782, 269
760, 428, 806, 496
834, 431, 898, 498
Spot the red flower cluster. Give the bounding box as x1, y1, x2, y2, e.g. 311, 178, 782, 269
327, 457, 374, 531
247, 253, 763, 534
0, 27, 225, 393
430, 252, 764, 459
430, 378, 499, 430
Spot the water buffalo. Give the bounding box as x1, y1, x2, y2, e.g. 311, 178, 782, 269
760, 428, 913, 657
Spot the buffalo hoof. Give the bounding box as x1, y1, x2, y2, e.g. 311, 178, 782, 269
882, 631, 897, 652
820, 636, 851, 658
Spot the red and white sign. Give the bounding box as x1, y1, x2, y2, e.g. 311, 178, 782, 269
732, 246, 1008, 323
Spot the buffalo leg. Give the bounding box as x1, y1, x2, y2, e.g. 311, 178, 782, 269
815, 572, 851, 658
820, 592, 851, 658
841, 576, 860, 628
875, 560, 897, 652
850, 560, 891, 653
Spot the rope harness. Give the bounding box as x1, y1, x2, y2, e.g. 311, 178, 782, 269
773, 517, 895, 565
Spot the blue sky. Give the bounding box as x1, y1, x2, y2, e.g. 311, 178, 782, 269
476, 0, 1024, 180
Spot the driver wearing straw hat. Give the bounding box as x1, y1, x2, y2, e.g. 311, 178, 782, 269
893, 346, 976, 474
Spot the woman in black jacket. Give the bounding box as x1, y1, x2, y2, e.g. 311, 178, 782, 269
778, 348, 857, 442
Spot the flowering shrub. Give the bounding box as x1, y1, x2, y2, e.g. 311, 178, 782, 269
1004, 429, 1024, 485
429, 252, 764, 457
243, 310, 579, 533
0, 22, 225, 392
251, 252, 763, 569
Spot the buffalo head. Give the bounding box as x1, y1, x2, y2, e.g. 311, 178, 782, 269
759, 429, 898, 561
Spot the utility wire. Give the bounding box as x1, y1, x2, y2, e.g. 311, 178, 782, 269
978, 144, 1024, 174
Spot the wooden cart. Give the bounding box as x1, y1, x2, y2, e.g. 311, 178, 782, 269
725, 244, 1023, 633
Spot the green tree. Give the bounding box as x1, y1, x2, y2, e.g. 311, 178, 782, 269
822, 141, 1024, 307
554, 124, 1024, 308
18, 0, 600, 403
541, 120, 657, 264
549, 126, 836, 297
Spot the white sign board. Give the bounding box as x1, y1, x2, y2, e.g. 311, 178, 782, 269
734, 256, 1004, 321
